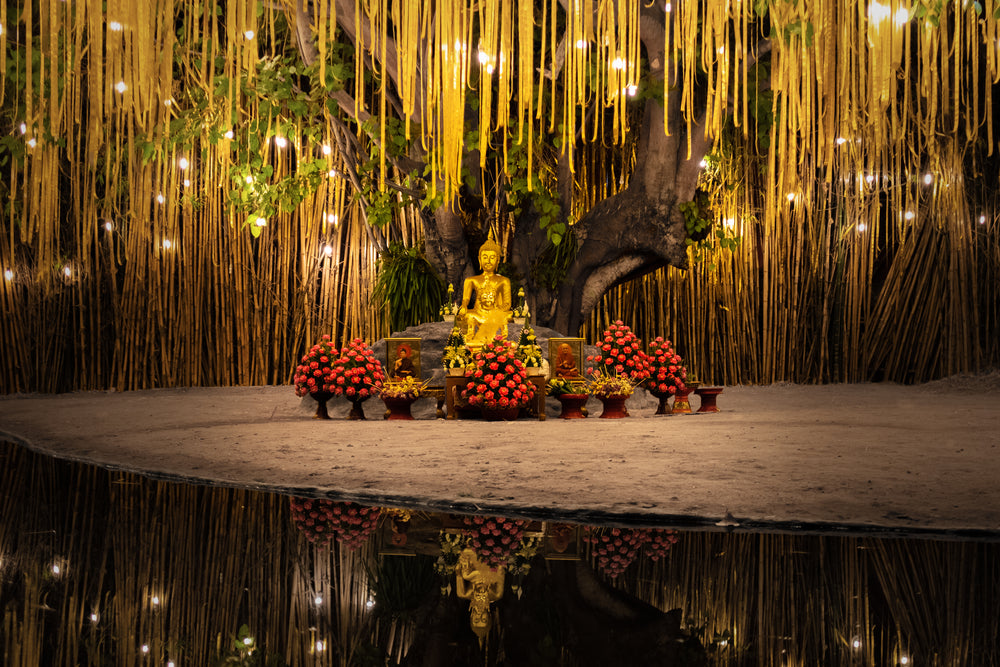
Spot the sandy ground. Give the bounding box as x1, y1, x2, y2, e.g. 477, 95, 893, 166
2, 375, 999, 540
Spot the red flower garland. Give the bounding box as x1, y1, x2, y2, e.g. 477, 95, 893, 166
289, 498, 381, 550
462, 514, 530, 570
328, 338, 386, 401
461, 336, 535, 410
293, 335, 338, 397
648, 336, 687, 396
585, 321, 652, 383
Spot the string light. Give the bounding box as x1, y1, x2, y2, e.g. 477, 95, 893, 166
477, 50, 490, 64
224, 130, 234, 139
900, 656, 910, 665
978, 214, 986, 224
923, 173, 933, 185
314, 595, 323, 605
626, 85, 638, 96
178, 157, 189, 170
321, 144, 331, 155
151, 596, 160, 606
244, 30, 255, 40
835, 136, 847, 145
254, 217, 267, 227
156, 193, 165, 204
141, 645, 149, 654
322, 245, 334, 257
786, 192, 796, 202
665, 2, 672, 11
365, 598, 375, 609
245, 175, 254, 184
894, 8, 910, 25
274, 136, 288, 148
164, 99, 172, 107
108, 21, 123, 31
904, 211, 914, 220
4, 270, 13, 281
852, 637, 862, 649
163, 239, 173, 250
183, 178, 191, 187
27, 138, 37, 148
62, 266, 72, 278
611, 57, 626, 70
325, 213, 338, 225
857, 223, 868, 232
486, 64, 495, 75
115, 80, 127, 94
103, 220, 114, 231
19, 122, 26, 134
243, 637, 254, 647
52, 564, 61, 574
315, 641, 326, 652
328, 169, 337, 178
90, 613, 99, 622
575, 39, 587, 49
698, 158, 708, 168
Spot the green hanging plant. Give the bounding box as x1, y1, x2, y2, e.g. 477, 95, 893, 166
372, 243, 446, 334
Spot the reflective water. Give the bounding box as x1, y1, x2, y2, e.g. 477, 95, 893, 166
1, 441, 998, 666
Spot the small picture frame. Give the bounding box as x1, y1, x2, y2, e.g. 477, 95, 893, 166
387, 338, 421, 380
548, 337, 585, 380
543, 522, 582, 560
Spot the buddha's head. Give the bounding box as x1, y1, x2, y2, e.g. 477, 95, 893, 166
478, 233, 502, 273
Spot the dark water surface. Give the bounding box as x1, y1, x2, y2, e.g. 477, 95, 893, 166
1, 440, 998, 666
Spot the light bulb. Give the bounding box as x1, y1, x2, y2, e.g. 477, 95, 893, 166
979, 214, 987, 224
698, 158, 708, 168
255, 217, 267, 227
322, 245, 334, 257
103, 220, 113, 231
183, 178, 191, 188
224, 130, 234, 139
314, 595, 323, 605
243, 637, 253, 646
665, 3, 672, 11
321, 144, 331, 155
923, 173, 933, 185
315, 641, 326, 652
612, 57, 626, 70
627, 84, 638, 96
904, 211, 914, 220
894, 8, 910, 25
178, 157, 189, 170
19, 122, 27, 134
90, 613, 99, 622
108, 21, 122, 31
244, 30, 255, 40
478, 50, 490, 64
141, 644, 149, 654
156, 193, 165, 204
245, 176, 253, 184
836, 136, 847, 145
61, 267, 71, 278
365, 598, 375, 609
164, 99, 172, 107
4, 270, 13, 281
786, 192, 796, 202
27, 138, 37, 148
274, 136, 287, 148
151, 596, 160, 605
115, 80, 127, 94
486, 64, 495, 75
857, 223, 868, 232
326, 213, 338, 225
163, 239, 173, 249
575, 39, 587, 49
900, 656, 910, 665
328, 169, 337, 178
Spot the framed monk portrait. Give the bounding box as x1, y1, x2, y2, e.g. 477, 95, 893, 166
548, 337, 584, 380
387, 338, 421, 380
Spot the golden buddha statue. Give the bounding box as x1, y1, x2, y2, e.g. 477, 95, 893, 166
459, 232, 512, 348
455, 547, 505, 647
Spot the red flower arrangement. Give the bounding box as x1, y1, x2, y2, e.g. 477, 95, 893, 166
328, 338, 386, 402
294, 335, 338, 398
289, 498, 381, 550
461, 336, 535, 410
586, 321, 652, 384
645, 528, 679, 561
647, 337, 687, 396
462, 514, 530, 570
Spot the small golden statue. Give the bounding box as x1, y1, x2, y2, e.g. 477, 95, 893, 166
455, 548, 505, 647
459, 231, 512, 348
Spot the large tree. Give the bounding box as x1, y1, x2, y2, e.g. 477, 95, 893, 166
287, 1, 762, 334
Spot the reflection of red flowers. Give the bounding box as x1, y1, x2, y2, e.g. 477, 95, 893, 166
462, 514, 529, 570
289, 498, 381, 550
648, 337, 687, 395
584, 321, 651, 383
585, 527, 681, 577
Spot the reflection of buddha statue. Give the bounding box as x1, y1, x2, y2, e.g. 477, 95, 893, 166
455, 548, 505, 647
555, 343, 580, 379
459, 232, 512, 348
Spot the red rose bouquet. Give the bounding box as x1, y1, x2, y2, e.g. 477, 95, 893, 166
461, 336, 535, 410
647, 336, 687, 396
586, 321, 652, 384
293, 335, 339, 418
289, 498, 381, 550
462, 514, 530, 570
328, 338, 386, 418
645, 528, 679, 561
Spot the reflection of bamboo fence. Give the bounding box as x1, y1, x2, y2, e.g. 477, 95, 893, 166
4, 442, 999, 666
